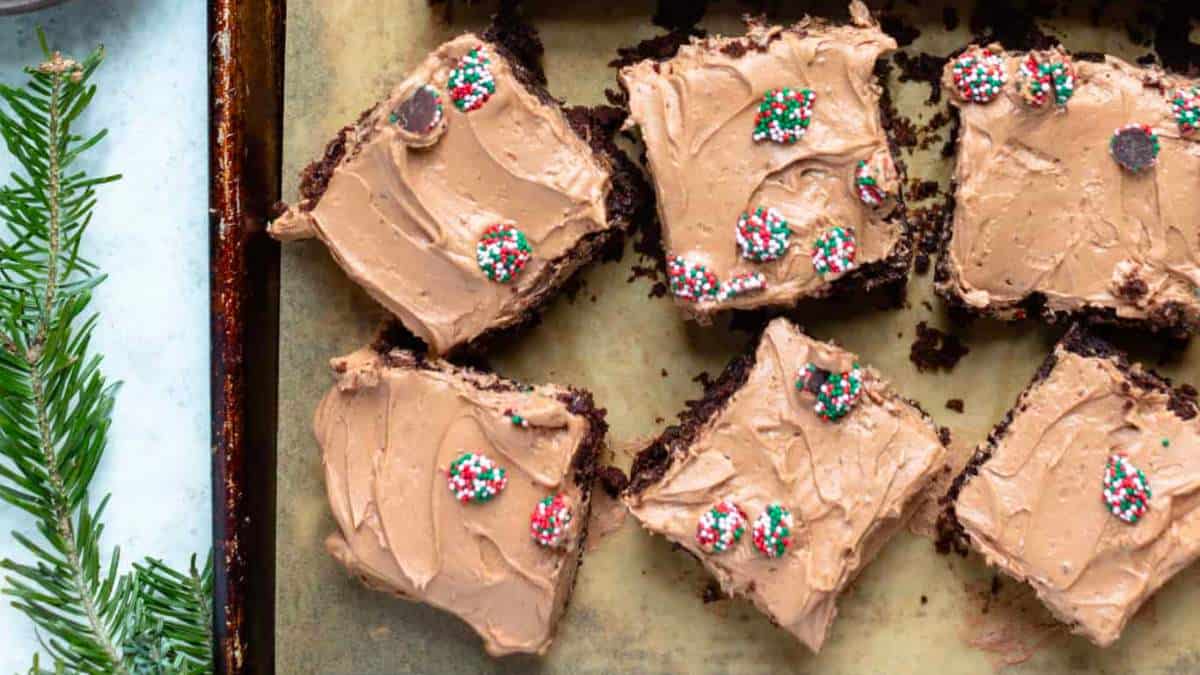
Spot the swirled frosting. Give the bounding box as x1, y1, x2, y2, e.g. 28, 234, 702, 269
271, 35, 613, 355
955, 342, 1200, 647
624, 318, 946, 651
941, 48, 1200, 330
316, 348, 596, 656
619, 8, 903, 317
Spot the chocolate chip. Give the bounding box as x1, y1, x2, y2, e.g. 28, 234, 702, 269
1110, 126, 1158, 172
394, 85, 442, 134
801, 365, 830, 394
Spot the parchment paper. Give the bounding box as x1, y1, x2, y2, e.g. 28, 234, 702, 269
276, 2, 1200, 672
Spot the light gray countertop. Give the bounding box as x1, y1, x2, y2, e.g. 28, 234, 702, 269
0, 2, 210, 670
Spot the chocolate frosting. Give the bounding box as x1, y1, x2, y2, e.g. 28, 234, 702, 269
619, 9, 902, 317
316, 348, 593, 656
271, 35, 613, 355
623, 318, 946, 651
955, 346, 1200, 647
942, 48, 1200, 329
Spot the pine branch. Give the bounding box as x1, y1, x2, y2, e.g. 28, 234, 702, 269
0, 32, 214, 673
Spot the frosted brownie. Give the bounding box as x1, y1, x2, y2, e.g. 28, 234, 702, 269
624, 317, 946, 652
937, 44, 1200, 334
316, 346, 605, 656
271, 29, 640, 355
618, 3, 911, 320
945, 326, 1200, 646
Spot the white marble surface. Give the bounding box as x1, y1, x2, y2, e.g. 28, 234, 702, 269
0, 2, 210, 671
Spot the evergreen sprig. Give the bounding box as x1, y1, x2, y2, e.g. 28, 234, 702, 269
0, 32, 213, 674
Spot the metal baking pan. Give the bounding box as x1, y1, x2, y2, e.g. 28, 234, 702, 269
212, 0, 1200, 672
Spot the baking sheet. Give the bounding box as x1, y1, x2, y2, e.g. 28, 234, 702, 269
275, 2, 1200, 672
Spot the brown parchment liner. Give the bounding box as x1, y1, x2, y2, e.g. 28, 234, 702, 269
274, 1, 1200, 673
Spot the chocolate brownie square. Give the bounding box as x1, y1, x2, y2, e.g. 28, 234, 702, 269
949, 325, 1200, 646
937, 45, 1200, 334
317, 346, 605, 656
624, 317, 946, 652
271, 30, 640, 355
618, 7, 911, 319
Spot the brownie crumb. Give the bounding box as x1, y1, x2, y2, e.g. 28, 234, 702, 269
938, 426, 952, 446
910, 321, 970, 372
610, 28, 705, 69
596, 466, 630, 498
1168, 384, 1199, 421
661, 368, 669, 378
652, 0, 708, 32
920, 594, 929, 605
1116, 276, 1148, 300
942, 7, 959, 31
906, 178, 940, 202
880, 13, 920, 48
946, 398, 964, 413
701, 580, 723, 604
893, 52, 948, 105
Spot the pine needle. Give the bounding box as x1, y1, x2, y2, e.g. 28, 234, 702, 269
0, 30, 213, 673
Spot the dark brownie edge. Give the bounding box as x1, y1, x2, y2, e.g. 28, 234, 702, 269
934, 324, 1199, 554
625, 339, 759, 496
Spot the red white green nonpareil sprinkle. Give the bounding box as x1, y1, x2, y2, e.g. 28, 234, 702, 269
448, 46, 496, 112
476, 224, 532, 282
668, 256, 719, 301
1172, 87, 1200, 135
503, 409, 529, 428
530, 493, 573, 548
736, 207, 791, 262
716, 272, 767, 302
811, 226, 857, 278
1103, 454, 1151, 524
696, 498, 748, 554
797, 362, 864, 421
951, 48, 1006, 104
752, 504, 794, 558
1018, 54, 1075, 107
854, 160, 886, 206
752, 88, 815, 144
447, 452, 508, 504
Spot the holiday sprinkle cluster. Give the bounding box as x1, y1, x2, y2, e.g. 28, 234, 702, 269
854, 160, 886, 206
1018, 53, 1075, 107
448, 46, 496, 112
1102, 454, 1152, 524
736, 207, 791, 262
797, 363, 864, 422
752, 88, 815, 144
530, 493, 573, 547
447, 452, 508, 504
811, 226, 857, 278
476, 223, 532, 282
752, 503, 794, 559
1172, 87, 1200, 135
951, 48, 1006, 104
696, 498, 748, 554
